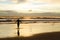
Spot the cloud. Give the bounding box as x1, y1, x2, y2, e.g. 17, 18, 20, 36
0, 0, 7, 2
0, 0, 60, 13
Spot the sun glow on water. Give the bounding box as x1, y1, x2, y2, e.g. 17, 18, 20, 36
20, 23, 60, 37
0, 23, 60, 38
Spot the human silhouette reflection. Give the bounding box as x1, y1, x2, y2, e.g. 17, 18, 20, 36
16, 19, 21, 37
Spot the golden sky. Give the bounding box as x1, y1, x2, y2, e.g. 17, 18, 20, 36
0, 0, 60, 13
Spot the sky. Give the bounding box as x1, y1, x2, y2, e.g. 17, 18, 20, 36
0, 0, 60, 13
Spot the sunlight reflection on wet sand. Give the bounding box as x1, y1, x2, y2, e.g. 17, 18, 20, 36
20, 23, 60, 37
0, 24, 17, 38
0, 23, 60, 38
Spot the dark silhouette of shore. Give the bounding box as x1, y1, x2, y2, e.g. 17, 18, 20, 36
0, 32, 60, 40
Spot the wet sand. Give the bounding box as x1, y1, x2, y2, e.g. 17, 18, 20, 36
0, 32, 60, 40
